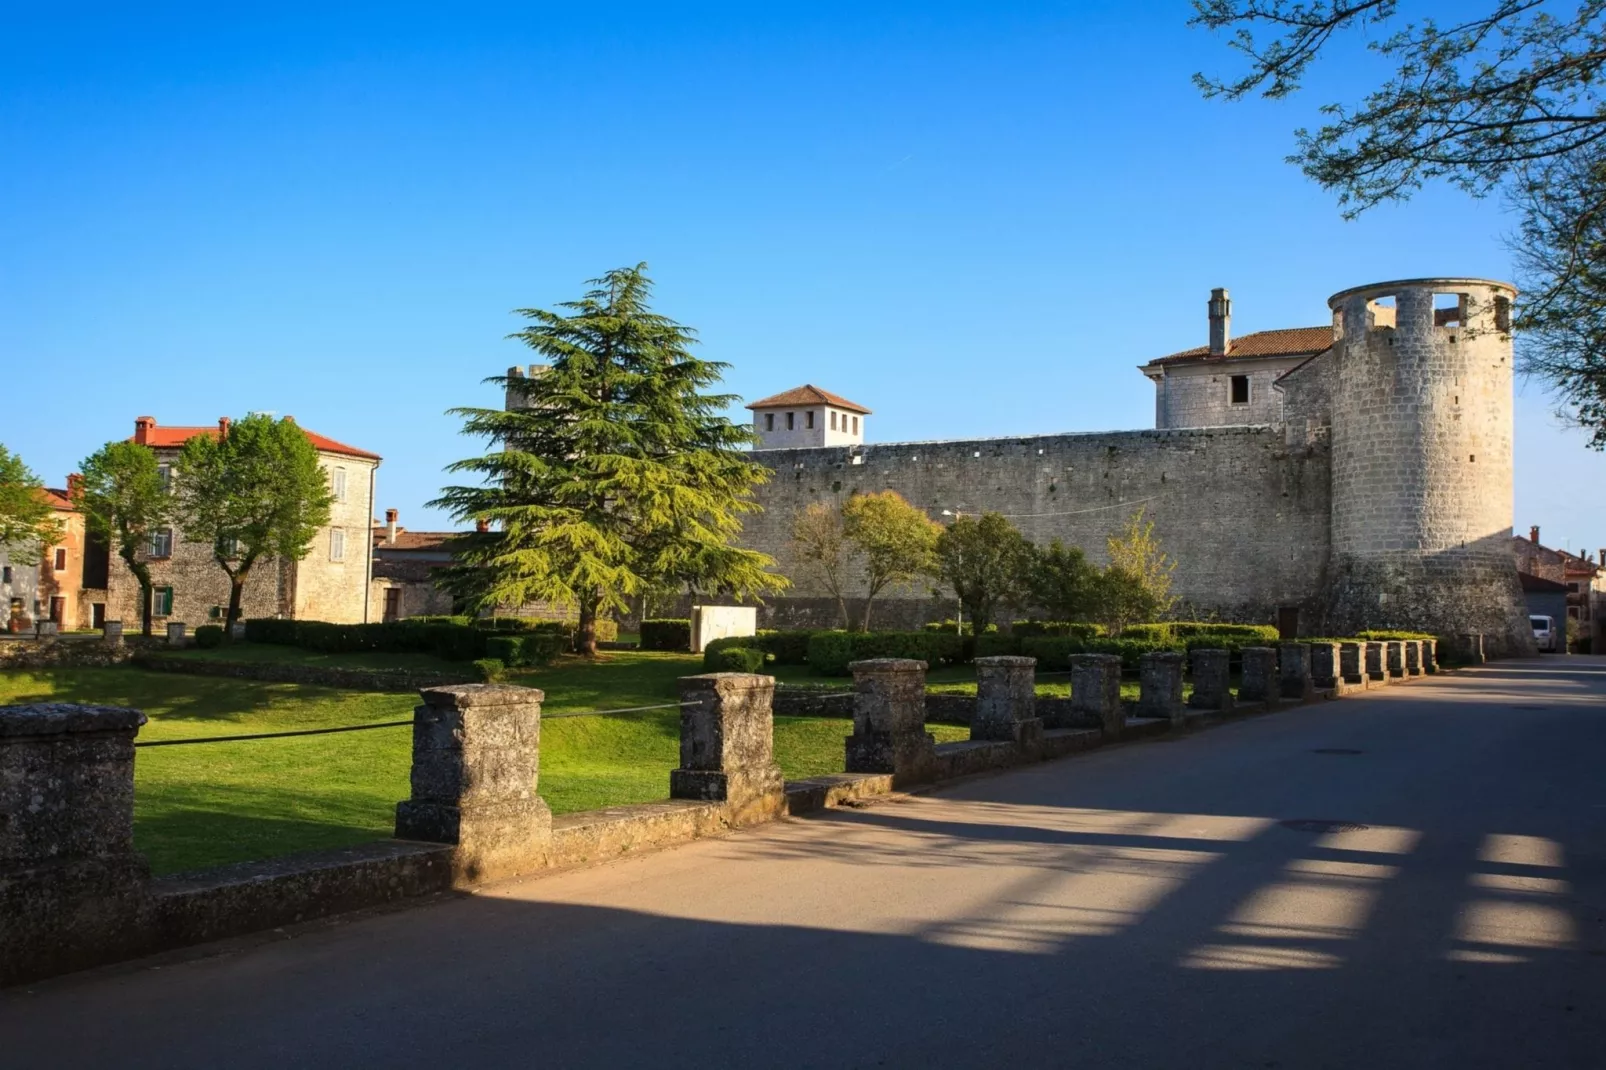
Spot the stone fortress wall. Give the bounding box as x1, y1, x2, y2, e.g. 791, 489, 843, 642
732, 276, 1533, 652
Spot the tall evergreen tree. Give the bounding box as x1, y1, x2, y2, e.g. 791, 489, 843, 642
433, 264, 785, 655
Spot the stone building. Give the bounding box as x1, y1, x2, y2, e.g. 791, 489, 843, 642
370, 509, 459, 621
101, 416, 381, 627
730, 277, 1534, 654
1513, 526, 1606, 651
748, 385, 869, 450
36, 478, 94, 629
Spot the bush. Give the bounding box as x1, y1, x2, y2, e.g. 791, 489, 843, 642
704, 646, 768, 673
1011, 621, 1105, 640
640, 619, 692, 651
922, 620, 998, 637
974, 633, 1023, 658
194, 624, 225, 649
754, 629, 814, 665
484, 635, 523, 665
243, 618, 300, 645
1355, 629, 1437, 641
1170, 622, 1281, 642
472, 658, 506, 682
805, 631, 858, 676
804, 630, 964, 676
1120, 623, 1172, 641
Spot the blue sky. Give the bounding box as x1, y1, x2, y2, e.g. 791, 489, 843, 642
4, 1, 1603, 551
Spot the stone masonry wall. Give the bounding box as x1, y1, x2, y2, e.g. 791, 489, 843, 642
293, 455, 379, 623
740, 426, 1332, 630
1154, 356, 1309, 430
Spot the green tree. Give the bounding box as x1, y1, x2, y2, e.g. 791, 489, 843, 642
173, 414, 335, 630
1190, 0, 1606, 439
791, 501, 856, 628
1097, 507, 1178, 633
840, 490, 940, 631
933, 512, 1034, 630
433, 264, 786, 656
75, 441, 170, 637
1026, 538, 1101, 622
0, 444, 57, 566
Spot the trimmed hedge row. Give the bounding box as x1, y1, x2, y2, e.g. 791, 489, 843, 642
242, 615, 597, 663
641, 619, 692, 651
1010, 621, 1107, 639
806, 630, 966, 677
1122, 622, 1281, 643
194, 625, 225, 649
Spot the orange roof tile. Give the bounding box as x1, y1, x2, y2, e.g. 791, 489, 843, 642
1148, 326, 1334, 367
131, 422, 381, 460
372, 528, 464, 551
40, 488, 73, 511
746, 384, 872, 414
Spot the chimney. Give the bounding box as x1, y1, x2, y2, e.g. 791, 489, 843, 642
1208, 288, 1231, 356
66, 473, 83, 501
476, 518, 490, 533
218, 416, 232, 437
1530, 525, 1541, 544
283, 415, 295, 425
133, 416, 155, 445
385, 509, 398, 545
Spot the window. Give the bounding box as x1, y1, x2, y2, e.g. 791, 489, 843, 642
330, 528, 346, 562
830, 411, 838, 430
1, 566, 10, 584
148, 528, 173, 558
1230, 375, 1250, 405
805, 411, 815, 430
151, 587, 173, 616
332, 467, 348, 503
1567, 581, 1581, 593
764, 413, 774, 432
53, 548, 67, 572
851, 416, 859, 435
786, 412, 795, 430
219, 536, 243, 559
156, 464, 172, 492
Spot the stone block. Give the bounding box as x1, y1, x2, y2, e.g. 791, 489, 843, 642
1188, 648, 1234, 712
1339, 642, 1365, 686
1364, 641, 1387, 684
165, 622, 186, 647
1421, 639, 1438, 673
671, 673, 785, 826
1454, 633, 1486, 665
35, 621, 58, 637
394, 683, 552, 884
1279, 642, 1315, 700
971, 655, 1041, 744
102, 620, 123, 644
1068, 653, 1123, 737
1308, 642, 1341, 690
1136, 651, 1185, 724
845, 659, 935, 785
1385, 640, 1405, 678
1238, 647, 1279, 705
1404, 640, 1423, 676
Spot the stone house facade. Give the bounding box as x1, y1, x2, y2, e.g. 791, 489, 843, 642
102, 416, 381, 628
36, 479, 94, 630
369, 509, 458, 621
1513, 527, 1606, 651
748, 385, 869, 450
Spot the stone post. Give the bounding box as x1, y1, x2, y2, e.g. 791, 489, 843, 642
1364, 641, 1387, 684
229, 621, 247, 642
1280, 642, 1315, 700
1308, 642, 1341, 691
395, 683, 552, 884
1339, 642, 1365, 687
671, 674, 785, 826
165, 622, 186, 648
1454, 633, 1486, 665
1136, 651, 1185, 724
845, 659, 935, 785
1422, 639, 1439, 673
0, 703, 150, 986
36, 621, 58, 638
1188, 648, 1234, 712
1385, 640, 1406, 679
1403, 640, 1423, 677
1069, 653, 1124, 737
971, 656, 1041, 745
102, 620, 123, 645
1238, 647, 1279, 706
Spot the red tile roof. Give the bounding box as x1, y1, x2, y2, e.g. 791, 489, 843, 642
372, 529, 463, 551
40, 488, 73, 511
746, 384, 872, 414
131, 422, 381, 460
1148, 326, 1334, 367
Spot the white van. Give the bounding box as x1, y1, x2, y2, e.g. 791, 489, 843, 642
1531, 615, 1558, 653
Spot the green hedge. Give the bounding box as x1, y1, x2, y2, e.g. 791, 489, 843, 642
805, 630, 965, 677
704, 646, 768, 673
1019, 635, 1181, 673
754, 629, 814, 665
194, 625, 225, 649
641, 619, 692, 651
1010, 621, 1106, 639
1355, 630, 1437, 641
483, 632, 567, 668
472, 658, 506, 682
243, 618, 489, 662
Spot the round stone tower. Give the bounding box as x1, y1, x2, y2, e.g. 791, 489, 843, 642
1324, 277, 1534, 655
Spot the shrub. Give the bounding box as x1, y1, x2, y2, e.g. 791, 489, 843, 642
472, 658, 506, 682
1170, 622, 1280, 642
243, 618, 300, 645
413, 615, 474, 627
484, 635, 524, 665
1355, 629, 1437, 641
521, 632, 567, 666
705, 646, 768, 673
1120, 623, 1173, 642
640, 619, 692, 651
194, 624, 225, 649
805, 630, 963, 676
1011, 621, 1106, 640
754, 629, 814, 665
1018, 636, 1084, 672
592, 619, 620, 644
805, 631, 858, 676
974, 633, 1023, 658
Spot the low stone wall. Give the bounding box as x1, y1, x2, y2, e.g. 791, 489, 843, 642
131, 653, 475, 693
0, 635, 139, 670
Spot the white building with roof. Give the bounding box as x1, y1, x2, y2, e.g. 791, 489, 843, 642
746, 384, 871, 449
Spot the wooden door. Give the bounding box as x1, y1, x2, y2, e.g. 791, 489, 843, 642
383, 588, 401, 622
1277, 606, 1300, 640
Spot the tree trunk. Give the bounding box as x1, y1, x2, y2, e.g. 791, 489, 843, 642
577, 595, 599, 657
126, 555, 153, 638
835, 594, 849, 629
224, 556, 255, 632
859, 593, 876, 632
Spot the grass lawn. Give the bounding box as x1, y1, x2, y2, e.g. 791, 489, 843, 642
163, 644, 463, 672
0, 657, 965, 876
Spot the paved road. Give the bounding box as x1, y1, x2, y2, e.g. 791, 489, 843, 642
5, 659, 1606, 1069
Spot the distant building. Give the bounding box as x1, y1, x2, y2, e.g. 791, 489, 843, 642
370, 509, 459, 621
747, 385, 870, 450
101, 416, 381, 627
1513, 526, 1606, 651
37, 477, 91, 629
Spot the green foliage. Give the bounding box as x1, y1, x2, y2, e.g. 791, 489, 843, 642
791, 501, 854, 628
76, 440, 171, 637
934, 512, 1034, 630
974, 633, 1022, 658
241, 617, 506, 662
840, 490, 941, 631
173, 414, 336, 628
640, 619, 692, 651
1025, 539, 1101, 623
472, 658, 507, 682
1020, 634, 1180, 673
1354, 629, 1437, 642
805, 629, 964, 677
704, 645, 768, 673
753, 629, 814, 665
0, 443, 58, 565
193, 625, 225, 649
1011, 620, 1106, 639
432, 264, 785, 654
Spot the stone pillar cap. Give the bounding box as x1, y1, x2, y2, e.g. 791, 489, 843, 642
848, 658, 927, 673
420, 683, 546, 708
680, 673, 776, 690
0, 703, 147, 737
974, 655, 1036, 668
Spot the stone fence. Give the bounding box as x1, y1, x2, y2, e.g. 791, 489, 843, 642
2, 641, 1446, 987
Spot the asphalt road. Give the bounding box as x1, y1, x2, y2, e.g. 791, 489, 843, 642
4, 658, 1605, 1069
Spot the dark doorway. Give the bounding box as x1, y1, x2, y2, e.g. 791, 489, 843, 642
383, 588, 402, 623
49, 597, 65, 625
1277, 606, 1300, 640
91, 603, 106, 628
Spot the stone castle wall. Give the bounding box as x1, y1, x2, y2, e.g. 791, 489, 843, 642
739, 426, 1332, 630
